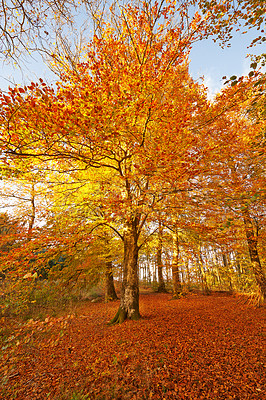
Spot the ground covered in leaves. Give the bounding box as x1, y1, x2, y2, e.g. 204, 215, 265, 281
1, 293, 265, 399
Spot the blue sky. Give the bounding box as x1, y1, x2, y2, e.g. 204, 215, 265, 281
189, 28, 264, 98
0, 26, 263, 97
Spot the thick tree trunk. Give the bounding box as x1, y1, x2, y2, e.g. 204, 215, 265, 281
242, 208, 266, 301
105, 261, 118, 302
157, 221, 167, 292
172, 228, 182, 298
109, 219, 140, 324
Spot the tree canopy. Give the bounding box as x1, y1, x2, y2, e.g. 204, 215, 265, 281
0, 0, 265, 320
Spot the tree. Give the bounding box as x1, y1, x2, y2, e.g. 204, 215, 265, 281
202, 79, 266, 302
171, 223, 183, 297
0, 1, 68, 58
197, 0, 266, 47
197, 0, 266, 92
0, 1, 212, 322
156, 217, 167, 293
0, 0, 101, 60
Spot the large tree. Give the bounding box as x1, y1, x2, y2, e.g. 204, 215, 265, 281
0, 0, 213, 322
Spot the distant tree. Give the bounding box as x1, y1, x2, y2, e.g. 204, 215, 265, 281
203, 81, 266, 302
156, 219, 167, 293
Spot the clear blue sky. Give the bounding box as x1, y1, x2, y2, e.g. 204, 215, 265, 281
0, 27, 263, 96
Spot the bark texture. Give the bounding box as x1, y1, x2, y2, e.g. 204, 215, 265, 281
105, 261, 118, 302
109, 219, 140, 324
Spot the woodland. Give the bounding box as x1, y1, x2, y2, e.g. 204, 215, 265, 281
0, 0, 265, 398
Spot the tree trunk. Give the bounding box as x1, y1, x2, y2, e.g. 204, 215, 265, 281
242, 208, 266, 301
157, 220, 167, 292
197, 247, 211, 295
27, 183, 36, 241
109, 219, 140, 324
172, 228, 182, 298
233, 251, 243, 291
222, 252, 233, 292
185, 258, 191, 290
105, 261, 118, 302
147, 257, 152, 284
165, 256, 170, 283
213, 250, 222, 290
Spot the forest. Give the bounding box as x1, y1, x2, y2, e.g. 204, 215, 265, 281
0, 1, 265, 399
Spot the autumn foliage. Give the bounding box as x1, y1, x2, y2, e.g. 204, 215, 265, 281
0, 1, 265, 399
0, 1, 265, 317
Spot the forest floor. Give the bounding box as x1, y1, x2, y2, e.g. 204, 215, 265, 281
1, 292, 265, 400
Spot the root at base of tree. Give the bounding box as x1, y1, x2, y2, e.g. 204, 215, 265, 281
108, 307, 141, 325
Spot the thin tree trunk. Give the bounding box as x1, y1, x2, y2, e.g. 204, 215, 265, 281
197, 247, 211, 295
172, 228, 182, 298
27, 183, 36, 241
147, 257, 151, 284
157, 220, 167, 292
143, 262, 147, 283
185, 257, 191, 290
165, 256, 170, 283
105, 261, 118, 302
242, 208, 266, 301
152, 261, 157, 285
109, 219, 140, 324
213, 250, 222, 290
222, 252, 233, 292
233, 251, 243, 291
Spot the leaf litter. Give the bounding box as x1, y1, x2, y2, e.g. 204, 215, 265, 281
1, 293, 265, 399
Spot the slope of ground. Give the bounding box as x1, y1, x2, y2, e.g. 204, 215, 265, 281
1, 293, 265, 399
